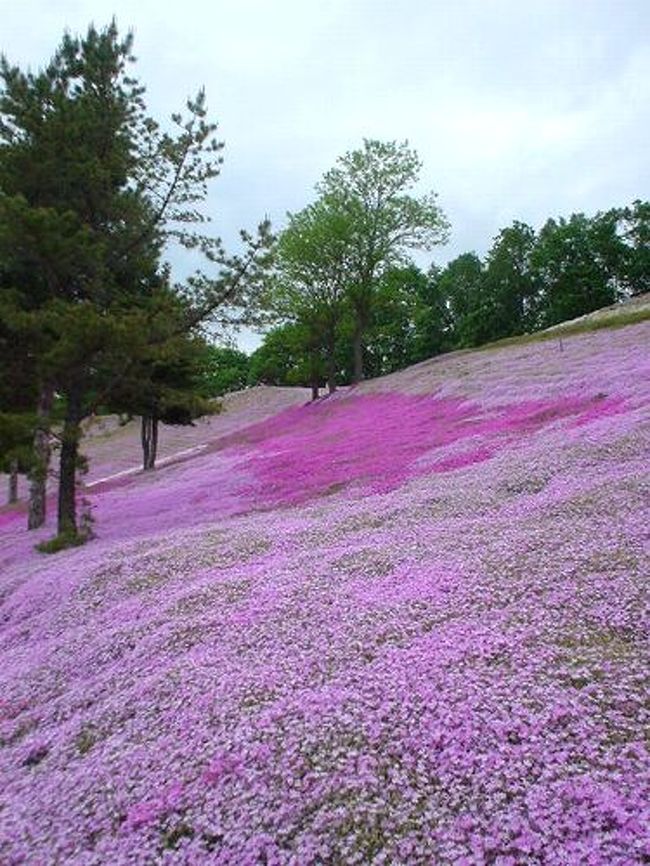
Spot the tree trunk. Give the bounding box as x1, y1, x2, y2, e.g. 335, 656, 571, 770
57, 390, 82, 537
152, 415, 159, 468
141, 413, 159, 470
141, 415, 151, 470
326, 350, 337, 394
28, 384, 54, 530
8, 459, 19, 504
324, 328, 336, 394
309, 351, 320, 401
352, 323, 364, 385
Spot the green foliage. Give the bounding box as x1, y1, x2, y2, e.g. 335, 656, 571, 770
410, 264, 455, 360
254, 195, 649, 384
435, 253, 487, 347
0, 412, 35, 473
317, 139, 450, 263
198, 346, 250, 397
248, 323, 321, 387
0, 21, 271, 538
0, 306, 39, 475
316, 139, 450, 381
261, 142, 646, 388
104, 289, 217, 422
36, 528, 90, 554
532, 211, 624, 327
483, 221, 538, 338
363, 266, 430, 377
413, 203, 648, 358
263, 140, 449, 386
265, 198, 353, 391
619, 200, 650, 297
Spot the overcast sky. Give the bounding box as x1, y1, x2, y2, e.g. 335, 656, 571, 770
3, 0, 649, 350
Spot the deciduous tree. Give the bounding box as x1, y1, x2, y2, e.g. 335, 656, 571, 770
317, 139, 449, 381
269, 198, 352, 393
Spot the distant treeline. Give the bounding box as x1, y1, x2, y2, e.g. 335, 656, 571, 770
247, 200, 648, 390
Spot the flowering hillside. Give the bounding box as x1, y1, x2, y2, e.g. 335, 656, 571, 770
1, 323, 649, 865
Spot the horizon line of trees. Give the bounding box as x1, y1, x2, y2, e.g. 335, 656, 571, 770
248, 199, 648, 391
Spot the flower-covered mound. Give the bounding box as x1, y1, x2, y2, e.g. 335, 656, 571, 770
1, 323, 649, 865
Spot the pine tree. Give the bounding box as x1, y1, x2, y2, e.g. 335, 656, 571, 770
0, 22, 271, 546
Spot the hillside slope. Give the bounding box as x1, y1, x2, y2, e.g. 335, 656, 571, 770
1, 322, 649, 865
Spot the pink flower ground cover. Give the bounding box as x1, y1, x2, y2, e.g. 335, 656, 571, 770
0, 324, 649, 865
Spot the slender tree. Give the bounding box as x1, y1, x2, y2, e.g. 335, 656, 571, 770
483, 221, 539, 338
317, 139, 449, 382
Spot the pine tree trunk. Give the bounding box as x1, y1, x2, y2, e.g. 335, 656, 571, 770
141, 414, 159, 470
311, 381, 319, 401
57, 390, 82, 537
8, 459, 19, 504
28, 385, 53, 530
151, 414, 159, 468
141, 415, 151, 470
